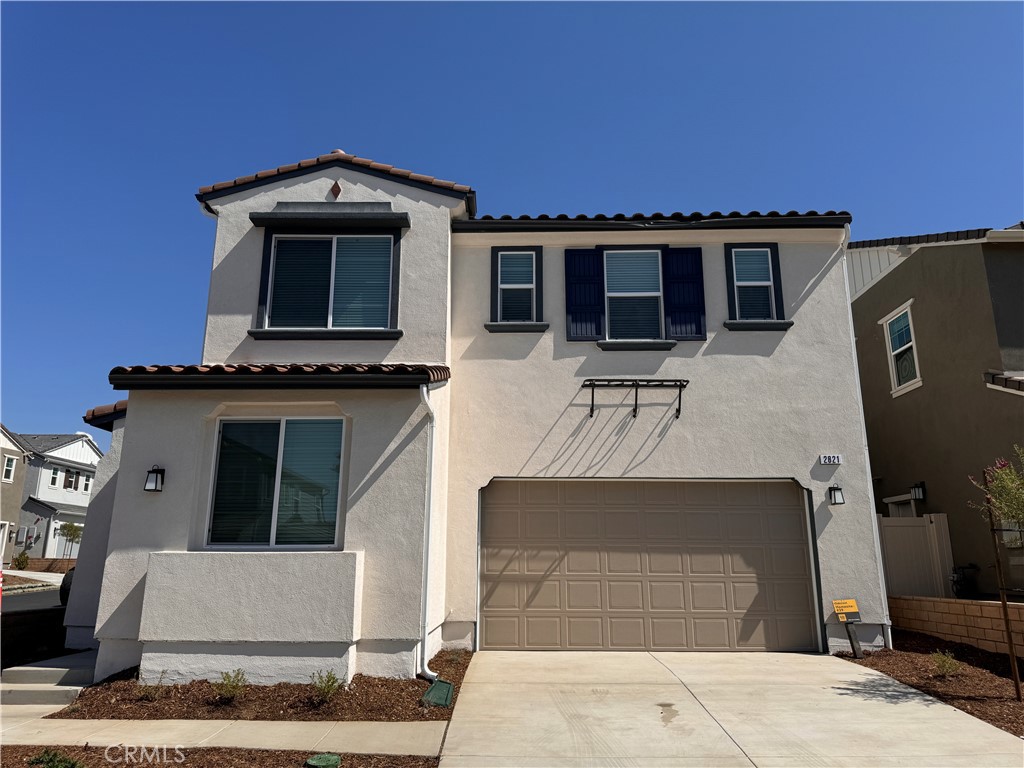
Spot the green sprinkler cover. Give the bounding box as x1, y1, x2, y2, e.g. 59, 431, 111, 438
306, 754, 341, 768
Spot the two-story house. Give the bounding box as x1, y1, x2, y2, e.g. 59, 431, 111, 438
85, 149, 888, 684
1, 424, 31, 565
12, 432, 102, 562
848, 224, 1024, 596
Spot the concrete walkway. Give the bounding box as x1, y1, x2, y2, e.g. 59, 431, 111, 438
441, 652, 1024, 767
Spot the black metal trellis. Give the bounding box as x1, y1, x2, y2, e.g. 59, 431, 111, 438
581, 378, 690, 419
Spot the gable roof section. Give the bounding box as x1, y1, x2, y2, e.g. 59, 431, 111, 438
16, 433, 85, 455
848, 227, 991, 250
197, 149, 476, 214
1, 424, 32, 454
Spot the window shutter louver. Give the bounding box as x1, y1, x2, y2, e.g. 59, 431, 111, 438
332, 237, 392, 328
662, 248, 706, 339
564, 248, 605, 341
269, 240, 332, 327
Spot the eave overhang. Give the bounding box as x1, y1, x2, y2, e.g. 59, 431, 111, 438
109, 363, 451, 391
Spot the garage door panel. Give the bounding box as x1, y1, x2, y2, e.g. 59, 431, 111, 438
607, 581, 644, 610
480, 480, 816, 651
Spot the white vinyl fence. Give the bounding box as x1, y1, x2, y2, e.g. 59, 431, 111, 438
877, 514, 954, 598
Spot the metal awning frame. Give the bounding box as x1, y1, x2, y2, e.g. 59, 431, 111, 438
581, 378, 690, 419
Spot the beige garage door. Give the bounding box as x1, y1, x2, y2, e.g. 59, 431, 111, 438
480, 480, 817, 651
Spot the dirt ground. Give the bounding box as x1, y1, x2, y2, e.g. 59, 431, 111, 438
840, 628, 1024, 736
47, 651, 471, 723
0, 745, 437, 768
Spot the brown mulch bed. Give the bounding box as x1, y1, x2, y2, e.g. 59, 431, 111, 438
2, 575, 51, 587
0, 745, 437, 768
838, 628, 1024, 736
47, 650, 471, 722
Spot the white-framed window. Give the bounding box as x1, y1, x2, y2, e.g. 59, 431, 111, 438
497, 251, 536, 322
49, 467, 60, 488
605, 250, 663, 339
2, 455, 16, 483
83, 474, 93, 493
267, 235, 394, 329
879, 300, 922, 396
730, 247, 776, 320
64, 469, 81, 491
207, 417, 345, 548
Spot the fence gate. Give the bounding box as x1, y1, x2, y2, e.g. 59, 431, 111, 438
877, 514, 954, 597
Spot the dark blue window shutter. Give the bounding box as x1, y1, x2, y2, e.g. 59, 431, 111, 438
564, 248, 604, 340
662, 247, 706, 339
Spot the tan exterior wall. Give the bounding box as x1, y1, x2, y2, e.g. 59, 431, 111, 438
1, 431, 28, 565
200, 168, 462, 366
888, 595, 1024, 655
446, 230, 889, 649
852, 243, 1024, 593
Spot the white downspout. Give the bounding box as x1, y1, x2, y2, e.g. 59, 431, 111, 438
418, 384, 438, 680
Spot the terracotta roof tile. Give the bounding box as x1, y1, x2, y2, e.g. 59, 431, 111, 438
83, 400, 129, 431
109, 363, 451, 390
197, 149, 475, 203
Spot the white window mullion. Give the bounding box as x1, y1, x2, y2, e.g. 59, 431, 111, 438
326, 238, 338, 328
268, 419, 288, 547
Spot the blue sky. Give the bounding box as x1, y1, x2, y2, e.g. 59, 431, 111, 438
2, 2, 1022, 451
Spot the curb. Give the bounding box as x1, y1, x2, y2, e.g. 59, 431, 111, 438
2, 584, 61, 594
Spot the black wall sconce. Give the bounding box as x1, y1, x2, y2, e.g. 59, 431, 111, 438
828, 485, 846, 505
910, 482, 926, 502
144, 466, 165, 492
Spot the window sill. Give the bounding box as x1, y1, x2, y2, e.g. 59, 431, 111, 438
248, 328, 404, 341
890, 379, 923, 399
723, 320, 794, 332
484, 322, 549, 333
597, 339, 678, 351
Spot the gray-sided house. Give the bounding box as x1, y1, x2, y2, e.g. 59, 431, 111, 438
79, 149, 889, 684
847, 224, 1024, 597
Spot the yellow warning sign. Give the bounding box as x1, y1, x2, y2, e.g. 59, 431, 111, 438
832, 599, 859, 614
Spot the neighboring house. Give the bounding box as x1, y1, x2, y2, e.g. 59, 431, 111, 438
848, 223, 1024, 595
86, 148, 888, 684
12, 432, 102, 561
1, 424, 31, 565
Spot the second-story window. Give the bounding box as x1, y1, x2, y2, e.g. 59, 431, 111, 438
64, 469, 81, 491
83, 474, 93, 493
49, 467, 60, 488
498, 252, 536, 322
879, 300, 922, 396
2, 455, 15, 483
605, 250, 663, 339
268, 236, 393, 329
723, 243, 790, 330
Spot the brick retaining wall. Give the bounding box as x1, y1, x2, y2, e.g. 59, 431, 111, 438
888, 595, 1024, 654
24, 558, 76, 573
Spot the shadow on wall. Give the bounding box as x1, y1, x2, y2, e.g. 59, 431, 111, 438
93, 571, 146, 644
517, 389, 678, 478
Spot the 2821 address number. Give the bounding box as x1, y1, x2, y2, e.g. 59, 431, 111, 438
819, 454, 843, 465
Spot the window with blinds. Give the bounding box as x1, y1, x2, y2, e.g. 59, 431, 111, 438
605, 251, 663, 339
498, 252, 535, 322
208, 419, 344, 547
732, 248, 775, 320
268, 236, 393, 329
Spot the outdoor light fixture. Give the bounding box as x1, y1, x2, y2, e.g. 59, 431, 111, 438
144, 465, 165, 492
910, 482, 926, 502
828, 485, 846, 505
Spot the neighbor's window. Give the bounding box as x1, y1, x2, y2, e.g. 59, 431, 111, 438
268, 236, 393, 329
882, 304, 921, 394
497, 252, 536, 322
49, 467, 60, 488
605, 250, 663, 339
83, 474, 92, 493
2, 456, 15, 483
64, 470, 80, 491
208, 419, 344, 547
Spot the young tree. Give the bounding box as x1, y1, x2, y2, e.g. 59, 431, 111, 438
57, 521, 82, 565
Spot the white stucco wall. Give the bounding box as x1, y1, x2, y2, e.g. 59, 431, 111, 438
93, 387, 441, 680
446, 229, 888, 650
200, 167, 461, 366
65, 417, 124, 649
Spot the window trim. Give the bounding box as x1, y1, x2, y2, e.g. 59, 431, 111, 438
2, 455, 16, 483
204, 416, 347, 551
723, 243, 791, 330
253, 228, 403, 339
603, 247, 665, 341
487, 246, 546, 331
49, 467, 60, 488
878, 299, 923, 397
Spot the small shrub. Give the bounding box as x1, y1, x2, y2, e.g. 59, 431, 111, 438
310, 669, 342, 706
931, 650, 961, 677
137, 670, 167, 701
27, 749, 84, 768
212, 668, 248, 703
11, 550, 30, 570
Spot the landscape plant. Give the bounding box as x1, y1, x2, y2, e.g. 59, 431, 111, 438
136, 670, 167, 702
57, 522, 83, 567
26, 749, 84, 768
310, 669, 342, 706
930, 650, 960, 678
212, 669, 248, 704
11, 549, 29, 570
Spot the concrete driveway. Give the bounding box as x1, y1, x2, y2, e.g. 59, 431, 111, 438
441, 652, 1023, 767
